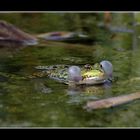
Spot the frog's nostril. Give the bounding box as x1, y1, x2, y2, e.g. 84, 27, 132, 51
84, 64, 91, 69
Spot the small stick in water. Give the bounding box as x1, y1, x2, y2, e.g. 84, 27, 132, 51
85, 92, 140, 110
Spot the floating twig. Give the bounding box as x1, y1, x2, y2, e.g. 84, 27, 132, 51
85, 92, 140, 110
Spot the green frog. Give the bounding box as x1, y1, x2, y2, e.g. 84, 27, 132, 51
32, 60, 113, 86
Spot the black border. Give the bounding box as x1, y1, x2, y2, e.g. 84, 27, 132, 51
0, 0, 139, 11
0, 0, 140, 132
0, 128, 139, 138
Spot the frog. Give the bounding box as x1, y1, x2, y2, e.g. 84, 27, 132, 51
31, 60, 113, 86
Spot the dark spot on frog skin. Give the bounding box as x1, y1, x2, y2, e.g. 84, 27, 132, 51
84, 64, 92, 70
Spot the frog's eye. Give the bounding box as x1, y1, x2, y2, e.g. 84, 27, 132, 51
100, 64, 103, 68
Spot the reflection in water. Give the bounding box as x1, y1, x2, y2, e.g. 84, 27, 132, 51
66, 81, 113, 104
32, 78, 52, 94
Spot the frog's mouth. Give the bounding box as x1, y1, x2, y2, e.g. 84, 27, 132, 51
85, 76, 105, 80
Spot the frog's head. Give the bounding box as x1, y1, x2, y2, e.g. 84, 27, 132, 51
68, 66, 82, 82
100, 60, 113, 81
68, 61, 113, 83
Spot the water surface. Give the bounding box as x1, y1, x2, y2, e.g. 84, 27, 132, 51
0, 33, 140, 127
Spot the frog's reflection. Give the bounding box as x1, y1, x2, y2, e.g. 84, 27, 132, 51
66, 81, 112, 104
67, 80, 112, 95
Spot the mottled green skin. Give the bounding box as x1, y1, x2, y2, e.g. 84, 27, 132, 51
34, 64, 106, 85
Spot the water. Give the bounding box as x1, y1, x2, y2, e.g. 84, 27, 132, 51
1, 32, 140, 127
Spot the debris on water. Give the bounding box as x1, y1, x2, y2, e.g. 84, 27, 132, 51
84, 92, 140, 110
41, 87, 52, 94
0, 20, 38, 46
37, 31, 93, 44
33, 80, 52, 94
62, 57, 84, 63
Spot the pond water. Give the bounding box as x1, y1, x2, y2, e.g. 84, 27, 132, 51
1, 32, 140, 127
